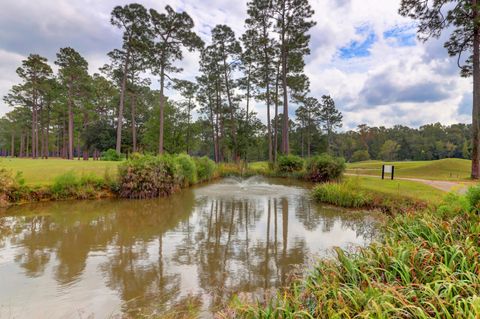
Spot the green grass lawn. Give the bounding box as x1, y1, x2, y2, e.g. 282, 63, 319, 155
346, 175, 444, 204
347, 158, 471, 181
0, 158, 120, 186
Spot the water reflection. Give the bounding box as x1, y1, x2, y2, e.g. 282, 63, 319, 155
0, 177, 380, 318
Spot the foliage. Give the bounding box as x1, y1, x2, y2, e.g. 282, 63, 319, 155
194, 156, 216, 182
175, 153, 198, 186
350, 150, 370, 162
118, 154, 180, 199
465, 184, 480, 213
276, 155, 304, 173
101, 148, 124, 161
305, 154, 345, 182
226, 205, 480, 318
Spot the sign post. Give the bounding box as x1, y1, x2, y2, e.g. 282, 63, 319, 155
382, 165, 395, 180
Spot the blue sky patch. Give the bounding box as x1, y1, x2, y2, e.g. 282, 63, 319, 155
339, 26, 377, 59
383, 25, 416, 47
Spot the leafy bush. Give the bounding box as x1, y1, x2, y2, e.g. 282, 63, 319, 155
101, 148, 124, 161
276, 155, 304, 173
305, 154, 345, 182
350, 150, 370, 162
175, 154, 197, 186
194, 156, 216, 182
0, 168, 20, 205
118, 154, 180, 199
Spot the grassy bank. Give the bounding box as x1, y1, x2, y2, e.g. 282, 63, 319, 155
222, 190, 480, 318
0, 158, 119, 186
347, 158, 471, 181
0, 154, 217, 207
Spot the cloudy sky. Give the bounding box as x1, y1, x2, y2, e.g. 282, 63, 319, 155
0, 0, 472, 129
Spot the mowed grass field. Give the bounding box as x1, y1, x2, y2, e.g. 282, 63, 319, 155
346, 158, 471, 181
0, 158, 120, 186
345, 175, 444, 203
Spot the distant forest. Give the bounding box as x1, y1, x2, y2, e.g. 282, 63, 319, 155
0, 2, 472, 163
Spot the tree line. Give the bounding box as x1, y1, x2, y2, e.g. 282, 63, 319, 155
1, 0, 345, 162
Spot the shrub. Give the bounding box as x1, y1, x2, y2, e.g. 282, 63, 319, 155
350, 150, 370, 162
194, 156, 216, 182
118, 154, 180, 199
0, 168, 19, 205
175, 154, 197, 186
276, 155, 304, 173
101, 148, 124, 161
305, 154, 345, 182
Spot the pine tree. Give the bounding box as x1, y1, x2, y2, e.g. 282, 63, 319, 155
110, 3, 151, 155
272, 0, 316, 154
149, 5, 203, 154
319, 95, 343, 152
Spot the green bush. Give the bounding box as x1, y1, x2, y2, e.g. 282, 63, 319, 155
350, 150, 370, 162
305, 154, 345, 182
194, 156, 216, 182
175, 154, 197, 186
276, 155, 304, 173
101, 148, 124, 161
118, 154, 180, 199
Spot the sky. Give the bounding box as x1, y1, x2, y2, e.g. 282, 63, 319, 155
0, 0, 472, 130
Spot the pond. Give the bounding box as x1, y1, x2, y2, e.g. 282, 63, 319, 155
0, 177, 381, 318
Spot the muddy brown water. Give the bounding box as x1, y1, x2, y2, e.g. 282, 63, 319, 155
0, 177, 381, 318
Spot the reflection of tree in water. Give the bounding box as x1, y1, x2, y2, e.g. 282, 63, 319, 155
294, 196, 380, 241
174, 196, 309, 312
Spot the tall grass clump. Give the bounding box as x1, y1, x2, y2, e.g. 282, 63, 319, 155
276, 155, 304, 174
312, 180, 371, 208
224, 194, 480, 318
194, 156, 216, 182
118, 154, 180, 199
175, 154, 198, 186
305, 154, 345, 182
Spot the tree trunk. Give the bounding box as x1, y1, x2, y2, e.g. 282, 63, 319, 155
159, 66, 165, 155
31, 104, 36, 159
68, 82, 74, 160
222, 56, 238, 161
274, 61, 280, 162
20, 133, 24, 158
281, 43, 289, 155
131, 93, 137, 153
10, 131, 14, 157
45, 106, 50, 159
472, 0, 480, 179
26, 132, 29, 158
116, 49, 130, 155
186, 98, 191, 155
